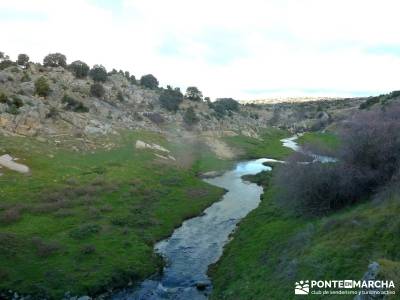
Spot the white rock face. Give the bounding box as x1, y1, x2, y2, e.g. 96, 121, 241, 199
135, 140, 170, 153
0, 154, 30, 174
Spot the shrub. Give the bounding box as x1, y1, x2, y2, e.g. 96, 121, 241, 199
0, 207, 21, 224
90, 83, 105, 98
0, 93, 8, 103
62, 94, 89, 113
69, 224, 101, 239
185, 86, 203, 101
17, 54, 29, 67
183, 107, 199, 126
117, 90, 124, 101
0, 60, 16, 70
81, 245, 96, 255
89, 65, 107, 82
159, 86, 183, 111
31, 237, 60, 257
21, 72, 31, 82
143, 112, 164, 125
43, 53, 67, 68
140, 74, 158, 89
275, 102, 400, 216
69, 60, 89, 78
35, 76, 50, 97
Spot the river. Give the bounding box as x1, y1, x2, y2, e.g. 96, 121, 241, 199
112, 134, 318, 300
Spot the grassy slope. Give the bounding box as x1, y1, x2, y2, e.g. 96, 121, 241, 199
297, 131, 340, 152
0, 131, 226, 298
223, 128, 292, 160
210, 132, 400, 300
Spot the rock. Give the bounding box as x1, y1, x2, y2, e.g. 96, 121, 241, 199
195, 281, 210, 291
77, 296, 91, 300
135, 140, 170, 153
135, 140, 147, 150
199, 171, 223, 178
353, 261, 381, 300
0, 154, 30, 174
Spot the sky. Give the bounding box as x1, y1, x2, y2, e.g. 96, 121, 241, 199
2, 0, 400, 100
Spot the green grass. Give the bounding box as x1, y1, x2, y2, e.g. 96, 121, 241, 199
210, 131, 400, 300
0, 131, 225, 298
223, 128, 292, 160
297, 131, 340, 152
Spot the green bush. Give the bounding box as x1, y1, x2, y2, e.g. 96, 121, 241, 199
90, 83, 105, 98
159, 86, 183, 111
62, 94, 89, 113
35, 76, 51, 97
140, 74, 159, 89
0, 93, 8, 103
69, 224, 101, 239
0, 60, 16, 70
89, 65, 107, 82
185, 86, 203, 101
21, 72, 31, 82
69, 60, 89, 78
43, 53, 67, 68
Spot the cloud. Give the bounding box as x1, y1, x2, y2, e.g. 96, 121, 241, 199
2, 0, 400, 99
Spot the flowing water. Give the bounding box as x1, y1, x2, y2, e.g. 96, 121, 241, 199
112, 135, 330, 300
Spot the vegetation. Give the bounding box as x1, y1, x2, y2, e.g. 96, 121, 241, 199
159, 86, 183, 112
210, 182, 400, 300
185, 86, 203, 101
224, 128, 292, 160
276, 102, 400, 216
89, 65, 107, 82
140, 74, 159, 89
69, 60, 90, 78
34, 76, 51, 97
0, 131, 225, 298
17, 54, 29, 67
210, 98, 240, 118
90, 83, 105, 98
183, 107, 199, 126
211, 126, 400, 299
62, 94, 89, 113
0, 59, 16, 70
43, 53, 67, 68
359, 90, 400, 109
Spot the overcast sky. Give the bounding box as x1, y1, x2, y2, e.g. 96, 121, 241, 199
2, 0, 400, 100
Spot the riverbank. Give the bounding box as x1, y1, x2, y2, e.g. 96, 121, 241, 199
209, 132, 400, 300
0, 128, 290, 299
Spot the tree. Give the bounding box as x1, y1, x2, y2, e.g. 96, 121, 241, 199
185, 86, 203, 101
159, 86, 183, 112
89, 65, 107, 82
140, 74, 159, 89
211, 98, 240, 117
17, 54, 29, 67
90, 83, 105, 98
69, 60, 90, 78
43, 53, 67, 68
183, 107, 199, 126
35, 76, 50, 97
0, 52, 9, 60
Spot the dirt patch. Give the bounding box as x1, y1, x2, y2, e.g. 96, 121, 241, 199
202, 137, 235, 159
